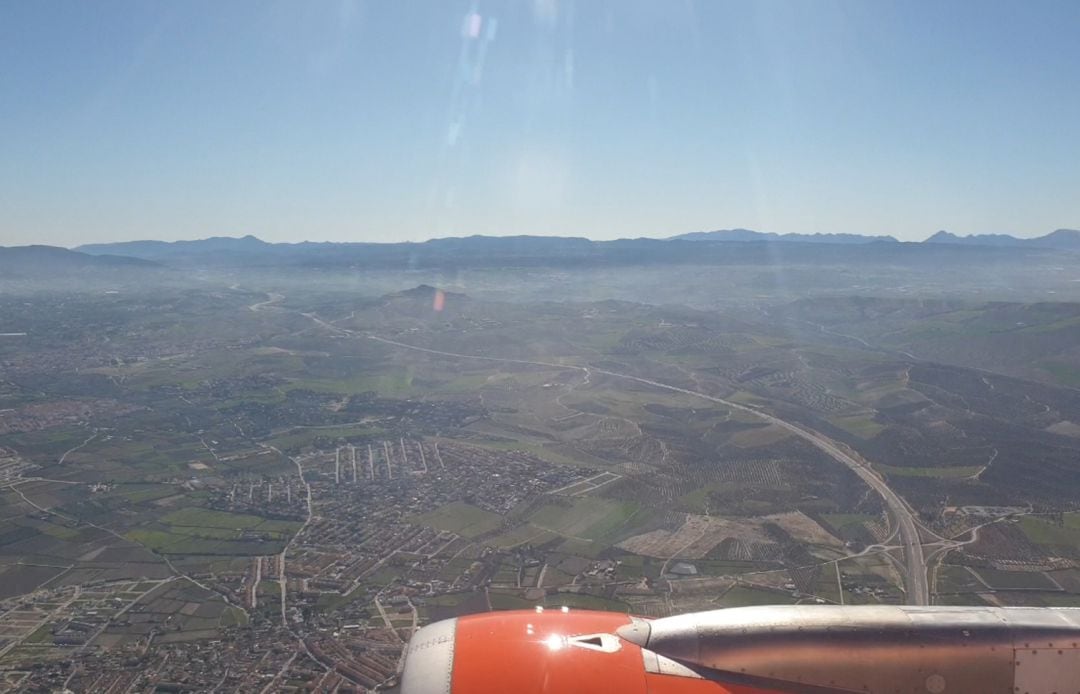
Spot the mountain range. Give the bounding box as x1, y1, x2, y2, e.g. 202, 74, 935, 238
669, 229, 899, 244
1, 228, 1078, 276
73, 228, 1080, 261
671, 228, 1080, 248
924, 229, 1080, 249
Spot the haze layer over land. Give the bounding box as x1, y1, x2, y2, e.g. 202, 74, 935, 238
5, 235, 1080, 689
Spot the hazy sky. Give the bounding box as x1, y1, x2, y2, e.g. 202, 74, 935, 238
2, 1, 1079, 246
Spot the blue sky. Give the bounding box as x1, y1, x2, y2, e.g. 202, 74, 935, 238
2, 0, 1078, 246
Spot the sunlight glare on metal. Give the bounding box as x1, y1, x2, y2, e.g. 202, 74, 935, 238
544, 634, 566, 651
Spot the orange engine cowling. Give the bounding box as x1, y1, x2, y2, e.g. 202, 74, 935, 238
399, 608, 767, 694
402, 604, 1080, 694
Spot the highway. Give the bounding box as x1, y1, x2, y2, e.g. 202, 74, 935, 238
368, 335, 930, 605
588, 368, 929, 605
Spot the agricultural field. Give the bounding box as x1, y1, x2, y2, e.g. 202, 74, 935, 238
1017, 513, 1080, 547
968, 567, 1060, 591
718, 585, 799, 608
525, 497, 643, 547
126, 507, 302, 555
411, 502, 504, 539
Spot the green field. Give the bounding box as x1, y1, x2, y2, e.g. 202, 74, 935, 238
1016, 592, 1080, 607
488, 524, 559, 549
423, 593, 473, 608
813, 567, 843, 604
488, 592, 534, 611
114, 483, 179, 504
126, 507, 302, 555
820, 513, 878, 541
829, 414, 884, 439
162, 507, 262, 529
935, 593, 990, 606
678, 485, 719, 514
970, 567, 1059, 591
719, 585, 797, 607
874, 463, 983, 478
1038, 361, 1080, 387
936, 565, 986, 594
694, 559, 779, 576
220, 607, 249, 627
542, 593, 630, 612
411, 501, 504, 538
285, 368, 414, 396
1018, 514, 1080, 546
526, 497, 642, 543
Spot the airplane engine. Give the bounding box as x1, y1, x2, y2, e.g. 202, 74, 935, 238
400, 605, 1080, 694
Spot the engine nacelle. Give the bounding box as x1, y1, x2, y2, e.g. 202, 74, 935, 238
400, 605, 1080, 694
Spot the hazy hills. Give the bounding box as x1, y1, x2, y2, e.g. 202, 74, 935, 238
674, 227, 1080, 248
76, 234, 272, 258
670, 228, 899, 244
0, 245, 159, 276
72, 228, 1080, 266
925, 228, 1080, 249
3, 228, 1077, 279
67, 233, 1067, 271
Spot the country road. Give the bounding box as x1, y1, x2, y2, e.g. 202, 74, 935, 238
260, 444, 316, 626
368, 334, 930, 605
248, 292, 284, 312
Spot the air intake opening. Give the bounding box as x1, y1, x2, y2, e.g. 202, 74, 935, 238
567, 633, 621, 653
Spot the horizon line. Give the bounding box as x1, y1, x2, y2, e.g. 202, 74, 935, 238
57, 226, 1080, 250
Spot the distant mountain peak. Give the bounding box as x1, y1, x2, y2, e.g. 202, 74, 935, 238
186, 234, 268, 246
400, 284, 439, 296
923, 229, 1080, 248
671, 229, 899, 244
390, 284, 468, 302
